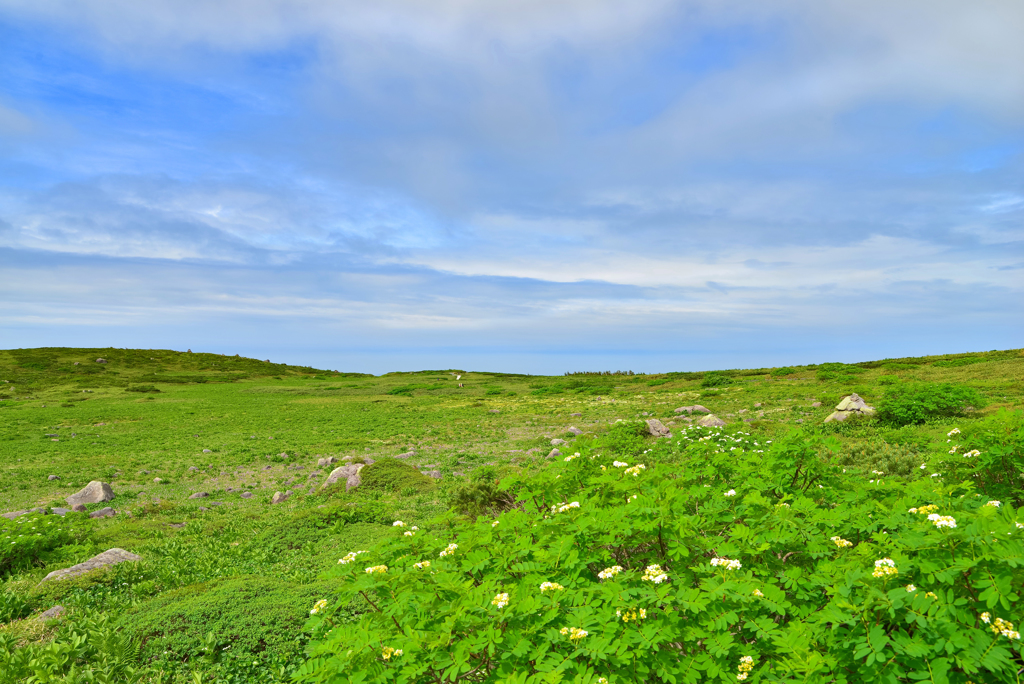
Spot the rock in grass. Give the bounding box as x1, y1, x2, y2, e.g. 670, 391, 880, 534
41, 548, 141, 583
420, 470, 442, 479
50, 507, 72, 516
675, 405, 710, 414
95, 358, 107, 364
551, 438, 566, 446
323, 464, 364, 492
567, 427, 583, 436
89, 507, 116, 519
271, 491, 290, 504
72, 504, 86, 512
188, 492, 209, 500
66, 481, 114, 507
48, 475, 60, 481
824, 393, 876, 423
316, 456, 336, 467
547, 448, 561, 459
38, 605, 65, 620
570, 412, 582, 417
240, 492, 253, 499
696, 414, 727, 427
646, 419, 671, 437
394, 452, 414, 460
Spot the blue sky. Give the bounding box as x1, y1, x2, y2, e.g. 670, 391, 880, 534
1, 1, 1021, 374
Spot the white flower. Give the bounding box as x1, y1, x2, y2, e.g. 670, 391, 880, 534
928, 513, 957, 529
598, 566, 623, 579
540, 581, 565, 593
920, 464, 926, 469
905, 584, 916, 592
338, 550, 367, 565
985, 500, 1002, 508
724, 489, 737, 497
491, 593, 509, 609
439, 543, 459, 557
309, 599, 328, 615
413, 560, 431, 569
964, 449, 981, 458
710, 557, 742, 570
623, 464, 646, 476
365, 565, 388, 574
872, 558, 898, 578
392, 520, 406, 527
551, 501, 581, 514
404, 531, 415, 536
613, 461, 628, 468
641, 564, 669, 583
491, 519, 499, 527
947, 428, 960, 436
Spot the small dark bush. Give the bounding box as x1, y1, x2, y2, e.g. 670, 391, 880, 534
877, 382, 985, 426
0, 591, 32, 623
835, 439, 922, 478
597, 420, 653, 458
126, 385, 160, 393
816, 363, 863, 381
700, 372, 735, 388
771, 367, 797, 377
933, 357, 985, 368
877, 375, 900, 386
358, 458, 437, 494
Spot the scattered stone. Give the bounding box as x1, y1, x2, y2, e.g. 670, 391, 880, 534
51, 507, 72, 516
38, 605, 65, 620
645, 419, 671, 437
551, 438, 566, 446
394, 452, 414, 460
188, 466, 199, 471
48, 475, 60, 481
153, 477, 163, 483
188, 492, 209, 499
811, 401, 821, 407
796, 419, 805, 424
547, 448, 562, 459
675, 405, 710, 414
89, 507, 116, 519
279, 452, 289, 459
737, 409, 748, 414
453, 471, 465, 477
696, 414, 727, 427
198, 507, 210, 511
271, 491, 290, 504
421, 470, 442, 479
824, 393, 876, 423
209, 502, 226, 506
202, 449, 212, 454
66, 481, 114, 507
72, 504, 86, 512
41, 548, 141, 583
323, 464, 365, 492
570, 412, 582, 417
754, 403, 762, 408
139, 470, 149, 474
488, 409, 500, 413
240, 492, 253, 499
526, 448, 541, 454
316, 456, 337, 467
95, 358, 107, 364
263, 465, 272, 470
168, 523, 186, 529
567, 427, 583, 436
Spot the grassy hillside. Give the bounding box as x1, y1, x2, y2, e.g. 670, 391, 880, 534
1, 347, 1023, 683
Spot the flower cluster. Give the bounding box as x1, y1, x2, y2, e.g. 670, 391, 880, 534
338, 550, 367, 565
752, 588, 764, 598
928, 513, 957, 529
392, 520, 406, 527
439, 543, 458, 557
404, 531, 415, 536
985, 500, 1001, 508
925, 591, 938, 599
613, 461, 628, 468
564, 452, 580, 462
724, 489, 737, 497
908, 504, 939, 515
623, 464, 646, 476
540, 581, 565, 593
906, 584, 916, 592
413, 560, 431, 569
491, 593, 509, 609
616, 608, 647, 622
309, 599, 328, 615
710, 557, 742, 570
559, 626, 588, 643
365, 565, 388, 575
491, 519, 500, 527
642, 564, 669, 583
381, 646, 403, 660
872, 558, 898, 578
963, 449, 981, 458
551, 501, 580, 514
830, 536, 852, 548
598, 565, 623, 579
982, 613, 1021, 640
737, 655, 754, 681
947, 428, 961, 437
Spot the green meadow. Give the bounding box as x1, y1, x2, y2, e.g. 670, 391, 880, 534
2, 346, 1023, 683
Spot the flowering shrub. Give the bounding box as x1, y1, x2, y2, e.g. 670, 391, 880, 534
297, 428, 1024, 683
0, 512, 84, 576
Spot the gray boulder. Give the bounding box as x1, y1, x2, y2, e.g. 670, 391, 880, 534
323, 464, 364, 492
240, 492, 253, 499
567, 427, 583, 436
188, 492, 209, 500
72, 504, 86, 512
646, 419, 671, 437
38, 605, 65, 620
48, 475, 60, 481
271, 491, 290, 504
696, 414, 727, 427
421, 470, 442, 479
95, 358, 107, 364
824, 393, 876, 423
394, 452, 414, 460
66, 481, 114, 507
316, 456, 337, 467
89, 507, 116, 519
547, 448, 562, 459
551, 438, 567, 446
41, 548, 141, 583
50, 507, 72, 516
675, 405, 711, 414
570, 412, 582, 417
811, 401, 822, 407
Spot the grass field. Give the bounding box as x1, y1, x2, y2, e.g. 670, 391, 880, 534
1, 346, 1023, 682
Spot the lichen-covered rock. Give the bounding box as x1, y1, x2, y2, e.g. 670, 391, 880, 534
316, 456, 337, 467
421, 470, 442, 479
567, 427, 583, 436
323, 464, 364, 492
41, 548, 141, 583
675, 405, 710, 414
89, 507, 116, 519
696, 414, 727, 427
66, 481, 114, 507
271, 491, 290, 504
646, 419, 671, 437
824, 393, 876, 423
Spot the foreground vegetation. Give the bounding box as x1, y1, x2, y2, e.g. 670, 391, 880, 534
1, 347, 1022, 683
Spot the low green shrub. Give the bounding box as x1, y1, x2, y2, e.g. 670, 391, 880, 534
0, 513, 86, 577
126, 385, 161, 393
816, 362, 863, 382
358, 458, 437, 494
877, 382, 985, 426
835, 439, 922, 478
700, 371, 735, 388
0, 591, 31, 623
771, 366, 797, 377
933, 357, 986, 368
595, 420, 652, 458
937, 410, 1024, 505
877, 375, 900, 385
